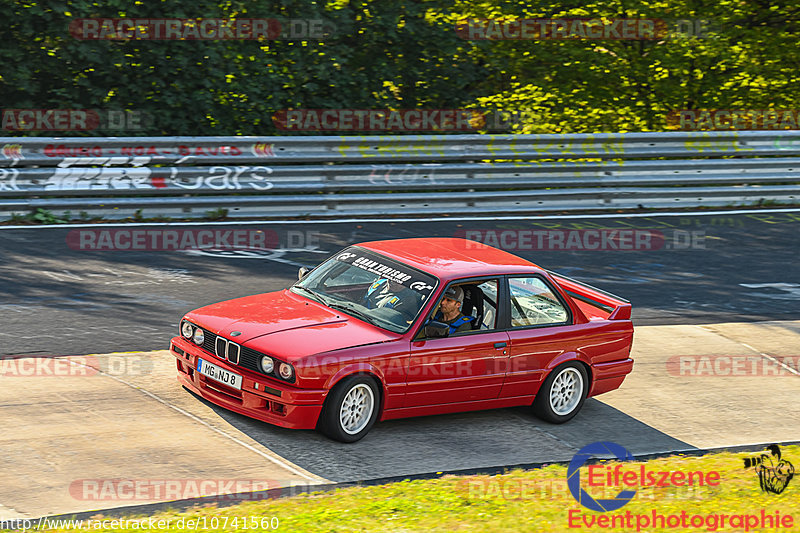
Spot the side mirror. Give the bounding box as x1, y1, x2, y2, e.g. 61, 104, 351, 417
424, 320, 449, 338
298, 267, 310, 280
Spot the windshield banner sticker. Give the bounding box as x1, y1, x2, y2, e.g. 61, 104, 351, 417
337, 249, 436, 296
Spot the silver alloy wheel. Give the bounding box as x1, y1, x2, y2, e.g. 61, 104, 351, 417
339, 383, 375, 435
549, 367, 583, 416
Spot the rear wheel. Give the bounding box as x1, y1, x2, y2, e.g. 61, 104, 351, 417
319, 375, 380, 442
533, 362, 588, 423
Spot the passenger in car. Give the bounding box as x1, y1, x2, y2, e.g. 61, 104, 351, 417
364, 278, 419, 317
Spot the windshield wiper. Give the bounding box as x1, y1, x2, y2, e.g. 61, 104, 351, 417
292, 285, 331, 306
294, 288, 384, 328
326, 302, 381, 327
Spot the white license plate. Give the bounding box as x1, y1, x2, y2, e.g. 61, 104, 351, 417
197, 358, 242, 390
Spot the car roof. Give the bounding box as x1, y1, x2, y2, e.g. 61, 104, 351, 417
356, 238, 543, 280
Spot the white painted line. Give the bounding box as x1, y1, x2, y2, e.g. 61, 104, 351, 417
739, 342, 800, 377
2, 207, 800, 230
62, 357, 328, 484
0, 503, 29, 520
696, 326, 800, 377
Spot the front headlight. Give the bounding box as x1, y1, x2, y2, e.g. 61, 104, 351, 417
181, 321, 194, 339
279, 362, 293, 380
260, 355, 274, 374
192, 328, 205, 345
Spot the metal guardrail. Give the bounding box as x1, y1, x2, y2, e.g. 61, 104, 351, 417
1, 131, 800, 220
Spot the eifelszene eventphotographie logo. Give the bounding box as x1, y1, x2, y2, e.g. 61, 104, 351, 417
567, 441, 721, 512
568, 441, 637, 512
565, 441, 796, 531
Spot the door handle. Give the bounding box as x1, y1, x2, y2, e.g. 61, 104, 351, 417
494, 342, 507, 349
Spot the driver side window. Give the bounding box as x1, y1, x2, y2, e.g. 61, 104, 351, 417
425, 279, 500, 337
509, 276, 569, 327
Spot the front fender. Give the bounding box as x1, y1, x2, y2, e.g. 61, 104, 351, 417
324, 362, 387, 394
299, 341, 409, 410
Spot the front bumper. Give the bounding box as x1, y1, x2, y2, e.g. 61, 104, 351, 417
170, 336, 325, 430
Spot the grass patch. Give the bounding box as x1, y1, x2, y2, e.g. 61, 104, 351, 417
37, 446, 800, 532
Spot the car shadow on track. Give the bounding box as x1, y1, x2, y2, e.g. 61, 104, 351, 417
189, 391, 694, 483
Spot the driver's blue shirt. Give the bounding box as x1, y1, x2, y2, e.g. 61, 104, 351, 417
434, 311, 474, 334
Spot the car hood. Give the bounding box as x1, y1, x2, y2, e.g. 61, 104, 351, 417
184, 290, 399, 360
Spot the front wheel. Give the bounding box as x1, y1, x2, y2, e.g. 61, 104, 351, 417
319, 375, 380, 442
533, 362, 588, 423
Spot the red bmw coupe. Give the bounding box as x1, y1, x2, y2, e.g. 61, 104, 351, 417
171, 238, 634, 442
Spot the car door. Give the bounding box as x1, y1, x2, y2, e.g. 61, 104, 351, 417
499, 275, 575, 399
405, 278, 510, 407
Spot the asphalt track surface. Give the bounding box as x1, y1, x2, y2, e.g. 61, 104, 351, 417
1, 210, 800, 518
1, 210, 800, 357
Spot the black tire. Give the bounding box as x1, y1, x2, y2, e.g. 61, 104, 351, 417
533, 362, 589, 424
318, 375, 380, 443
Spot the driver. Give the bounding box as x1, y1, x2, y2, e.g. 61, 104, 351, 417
434, 286, 473, 334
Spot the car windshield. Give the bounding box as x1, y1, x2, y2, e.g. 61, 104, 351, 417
291, 247, 438, 333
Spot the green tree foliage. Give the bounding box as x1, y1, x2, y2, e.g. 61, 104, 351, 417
447, 0, 800, 132
1, 0, 798, 135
